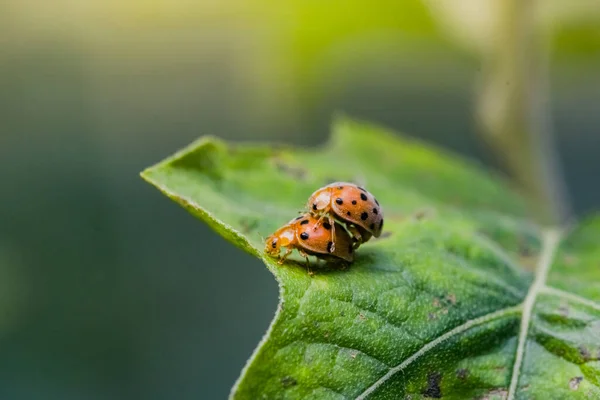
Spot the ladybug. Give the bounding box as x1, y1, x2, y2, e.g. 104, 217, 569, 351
265, 213, 354, 266
307, 182, 383, 251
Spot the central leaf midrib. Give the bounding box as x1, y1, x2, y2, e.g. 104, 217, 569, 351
506, 228, 563, 400
355, 228, 563, 400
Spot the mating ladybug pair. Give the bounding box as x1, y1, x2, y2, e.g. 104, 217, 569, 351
265, 182, 384, 267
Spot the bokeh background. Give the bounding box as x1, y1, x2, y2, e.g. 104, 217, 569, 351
1, 1, 599, 398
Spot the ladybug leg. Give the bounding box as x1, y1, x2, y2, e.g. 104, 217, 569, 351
328, 214, 336, 252
298, 250, 313, 276
277, 247, 293, 265
312, 206, 331, 231
347, 225, 363, 249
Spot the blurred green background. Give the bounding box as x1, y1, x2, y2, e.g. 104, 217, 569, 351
1, 1, 599, 398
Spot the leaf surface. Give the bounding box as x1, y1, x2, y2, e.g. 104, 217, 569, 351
141, 118, 600, 399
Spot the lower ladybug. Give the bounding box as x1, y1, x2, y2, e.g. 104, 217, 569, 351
307, 182, 384, 251
265, 213, 354, 266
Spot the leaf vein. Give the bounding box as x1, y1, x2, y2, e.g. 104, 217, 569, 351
507, 229, 562, 400
355, 305, 522, 399
541, 286, 600, 312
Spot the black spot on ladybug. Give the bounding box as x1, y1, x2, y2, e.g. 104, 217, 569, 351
358, 187, 367, 192
346, 211, 351, 217
373, 208, 378, 214
271, 240, 277, 248
370, 223, 375, 230
361, 212, 368, 220
312, 203, 317, 211
300, 219, 309, 225
323, 222, 332, 230
379, 219, 384, 230
352, 200, 357, 205
300, 232, 309, 240
360, 193, 368, 201
295, 216, 303, 220
337, 186, 344, 190
327, 241, 334, 253
375, 198, 380, 206
336, 198, 343, 205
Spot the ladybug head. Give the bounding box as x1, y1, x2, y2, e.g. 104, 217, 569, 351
265, 235, 281, 255
264, 226, 295, 257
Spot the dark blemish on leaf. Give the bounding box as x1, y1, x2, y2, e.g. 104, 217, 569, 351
446, 293, 457, 305
558, 305, 569, 317
579, 346, 591, 361
327, 241, 334, 253
422, 372, 442, 398
239, 218, 259, 233
312, 203, 317, 211
414, 209, 434, 220
428, 312, 437, 321
378, 231, 392, 239
300, 232, 309, 240
281, 376, 297, 388
569, 376, 583, 390
300, 219, 309, 225
336, 198, 343, 205
352, 200, 357, 205
360, 193, 368, 201
323, 222, 331, 230
340, 311, 345, 317
274, 160, 307, 180
370, 223, 375, 230
456, 368, 469, 380
359, 313, 366, 320
361, 212, 368, 220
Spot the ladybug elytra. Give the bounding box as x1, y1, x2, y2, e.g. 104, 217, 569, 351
307, 182, 383, 251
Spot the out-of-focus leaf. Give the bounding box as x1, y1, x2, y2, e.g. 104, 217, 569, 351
142, 118, 600, 399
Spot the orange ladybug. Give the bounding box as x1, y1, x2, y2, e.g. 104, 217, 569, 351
265, 213, 354, 266
307, 182, 383, 251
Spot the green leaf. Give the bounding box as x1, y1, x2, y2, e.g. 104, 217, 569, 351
141, 118, 600, 399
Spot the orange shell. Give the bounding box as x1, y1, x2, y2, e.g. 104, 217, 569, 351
308, 182, 384, 238
292, 215, 354, 262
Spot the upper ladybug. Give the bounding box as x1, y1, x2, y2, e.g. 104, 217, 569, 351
306, 182, 384, 250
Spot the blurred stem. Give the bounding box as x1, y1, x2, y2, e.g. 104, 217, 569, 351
477, 0, 571, 226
